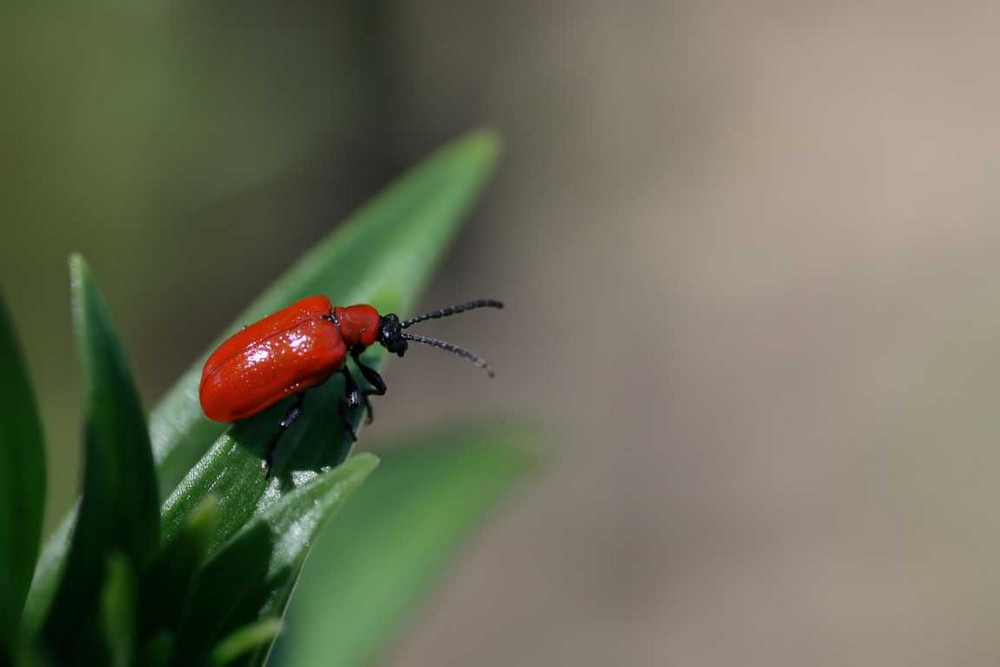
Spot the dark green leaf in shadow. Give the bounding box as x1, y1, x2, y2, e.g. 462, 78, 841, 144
100, 553, 135, 667
171, 522, 273, 665
0, 294, 46, 661
139, 631, 174, 667
38, 256, 161, 663
175, 453, 377, 665
273, 424, 535, 667
28, 131, 502, 618
139, 495, 219, 640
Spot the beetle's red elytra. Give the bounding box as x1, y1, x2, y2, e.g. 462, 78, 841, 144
199, 295, 502, 472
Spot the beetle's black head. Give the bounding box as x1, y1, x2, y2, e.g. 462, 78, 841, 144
377, 313, 408, 357
376, 300, 503, 374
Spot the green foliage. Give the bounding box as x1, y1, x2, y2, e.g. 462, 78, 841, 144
0, 131, 531, 666
171, 455, 376, 665
0, 296, 46, 663
138, 496, 218, 644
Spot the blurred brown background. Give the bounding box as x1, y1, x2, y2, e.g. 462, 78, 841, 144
5, 1, 1000, 664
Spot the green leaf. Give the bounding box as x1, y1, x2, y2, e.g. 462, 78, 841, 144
209, 618, 283, 667
38, 256, 161, 663
138, 632, 174, 667
139, 495, 219, 640
27, 130, 502, 619
0, 294, 46, 661
100, 554, 136, 667
174, 453, 377, 665
172, 522, 274, 665
274, 425, 534, 667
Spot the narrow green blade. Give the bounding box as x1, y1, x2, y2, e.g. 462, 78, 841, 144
0, 294, 46, 661
100, 554, 136, 667
273, 425, 534, 667
38, 256, 160, 663
210, 618, 283, 667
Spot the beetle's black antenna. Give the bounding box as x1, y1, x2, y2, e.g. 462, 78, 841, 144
402, 333, 495, 377
401, 299, 503, 329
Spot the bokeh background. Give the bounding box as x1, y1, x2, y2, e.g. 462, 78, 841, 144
6, 1, 1000, 664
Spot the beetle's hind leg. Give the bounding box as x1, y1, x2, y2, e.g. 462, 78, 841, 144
264, 391, 305, 475
352, 351, 387, 424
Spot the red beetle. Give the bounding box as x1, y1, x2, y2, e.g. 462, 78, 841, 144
200, 296, 502, 470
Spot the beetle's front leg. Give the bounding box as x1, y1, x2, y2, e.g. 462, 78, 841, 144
352, 350, 387, 424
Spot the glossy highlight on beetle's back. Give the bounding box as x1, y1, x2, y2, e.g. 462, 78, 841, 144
199, 296, 347, 422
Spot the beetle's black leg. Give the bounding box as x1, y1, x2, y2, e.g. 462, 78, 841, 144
339, 367, 361, 441
264, 391, 305, 476
352, 351, 387, 424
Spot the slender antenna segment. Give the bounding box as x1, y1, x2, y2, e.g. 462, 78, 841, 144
401, 299, 503, 329
402, 333, 496, 377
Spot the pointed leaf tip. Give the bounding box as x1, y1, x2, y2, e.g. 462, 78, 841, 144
68, 252, 86, 276
39, 256, 161, 661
